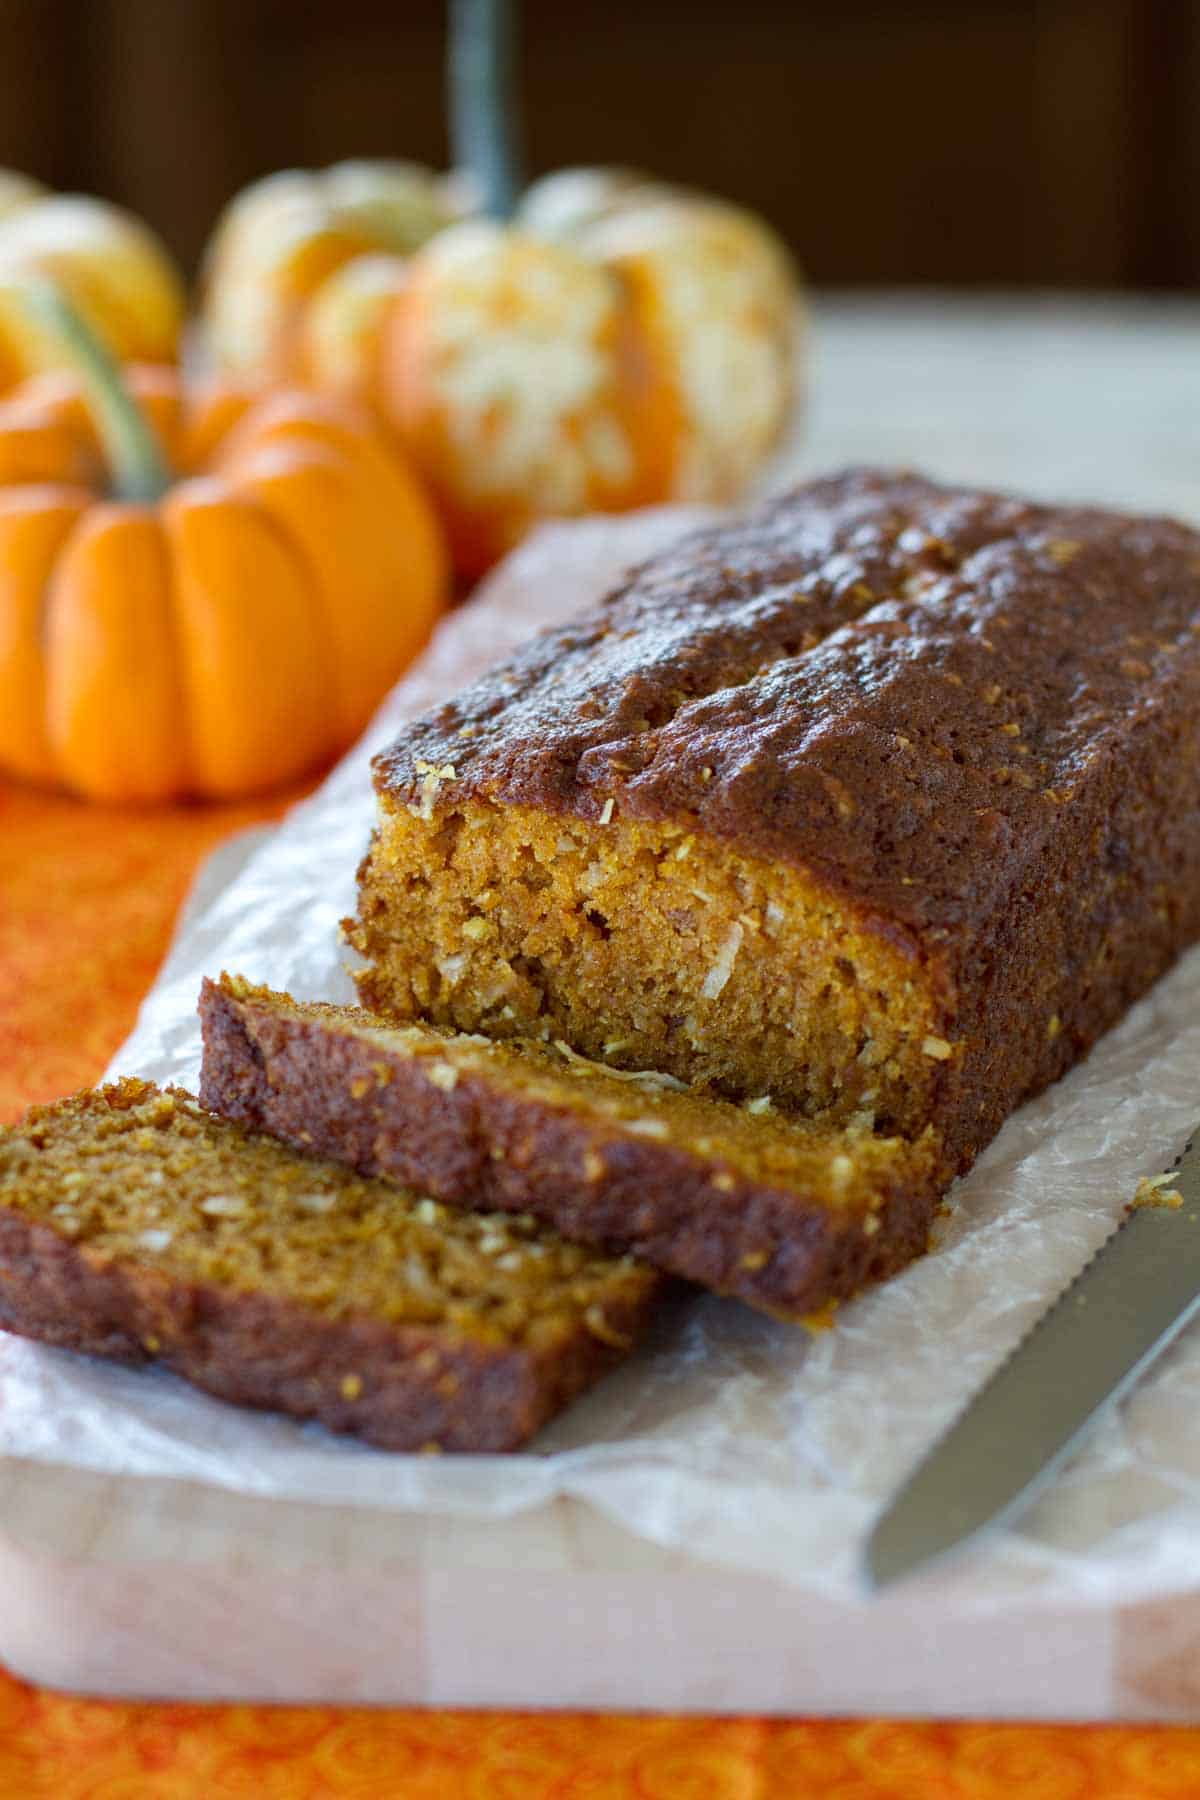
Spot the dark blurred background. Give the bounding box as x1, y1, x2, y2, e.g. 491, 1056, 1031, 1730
3, 0, 1198, 287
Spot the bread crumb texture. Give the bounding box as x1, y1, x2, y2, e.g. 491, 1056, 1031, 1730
353, 803, 941, 1140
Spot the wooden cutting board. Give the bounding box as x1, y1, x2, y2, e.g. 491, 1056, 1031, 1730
0, 1452, 1197, 1718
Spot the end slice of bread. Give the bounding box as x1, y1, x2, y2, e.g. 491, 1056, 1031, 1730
201, 974, 945, 1320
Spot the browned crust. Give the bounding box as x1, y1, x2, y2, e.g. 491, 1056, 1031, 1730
372, 469, 1200, 928
0, 1152, 656, 1457
199, 978, 941, 1319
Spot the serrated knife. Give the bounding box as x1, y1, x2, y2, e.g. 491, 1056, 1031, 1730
866, 1128, 1200, 1588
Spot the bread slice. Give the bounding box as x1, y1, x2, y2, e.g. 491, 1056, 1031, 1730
200, 975, 943, 1320
0, 1079, 661, 1452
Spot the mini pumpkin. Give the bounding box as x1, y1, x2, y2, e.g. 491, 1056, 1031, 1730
0, 287, 447, 803
381, 184, 799, 573
204, 163, 800, 576
0, 172, 184, 394
202, 161, 462, 381
200, 1, 802, 574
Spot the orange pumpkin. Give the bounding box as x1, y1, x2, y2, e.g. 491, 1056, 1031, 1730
201, 161, 801, 577
0, 171, 184, 394
0, 290, 447, 803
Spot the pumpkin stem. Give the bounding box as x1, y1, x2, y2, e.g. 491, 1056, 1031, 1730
449, 0, 524, 220
19, 279, 172, 504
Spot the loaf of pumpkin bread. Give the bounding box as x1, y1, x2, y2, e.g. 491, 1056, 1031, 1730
349, 467, 1200, 1295
0, 1080, 660, 1451
200, 975, 942, 1318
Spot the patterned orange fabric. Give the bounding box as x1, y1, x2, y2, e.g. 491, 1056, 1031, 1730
3, 772, 1200, 1796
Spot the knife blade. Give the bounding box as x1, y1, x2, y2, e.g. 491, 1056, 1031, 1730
866, 1126, 1200, 1589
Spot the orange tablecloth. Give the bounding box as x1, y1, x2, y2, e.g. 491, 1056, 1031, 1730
3, 774, 1200, 1797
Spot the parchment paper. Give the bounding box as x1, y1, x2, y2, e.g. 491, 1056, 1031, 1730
0, 503, 1198, 1614
7, 299, 1200, 1613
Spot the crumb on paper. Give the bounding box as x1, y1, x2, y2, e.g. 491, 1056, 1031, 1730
800, 1299, 839, 1335
1132, 1170, 1184, 1211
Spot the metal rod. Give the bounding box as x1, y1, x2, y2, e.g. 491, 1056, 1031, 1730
449, 0, 524, 220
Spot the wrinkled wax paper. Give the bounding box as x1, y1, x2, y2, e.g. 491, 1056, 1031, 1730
7, 302, 1200, 1613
